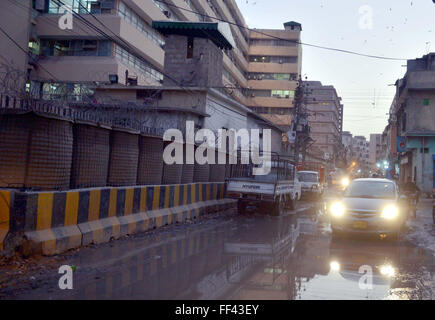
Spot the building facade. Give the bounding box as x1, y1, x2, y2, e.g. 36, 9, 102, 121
388, 53, 435, 193
369, 133, 385, 170
1, 0, 302, 132
352, 135, 370, 173
304, 81, 343, 164
341, 131, 353, 166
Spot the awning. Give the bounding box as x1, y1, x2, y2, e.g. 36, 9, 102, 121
152, 21, 235, 50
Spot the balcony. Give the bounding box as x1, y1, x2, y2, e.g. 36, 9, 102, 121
247, 96, 294, 108
249, 46, 299, 57
248, 62, 299, 74
35, 14, 165, 69
248, 79, 297, 91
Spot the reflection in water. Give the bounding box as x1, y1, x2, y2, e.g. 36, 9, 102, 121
25, 209, 434, 300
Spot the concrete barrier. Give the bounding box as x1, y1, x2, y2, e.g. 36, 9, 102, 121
1, 182, 234, 256
0, 190, 12, 251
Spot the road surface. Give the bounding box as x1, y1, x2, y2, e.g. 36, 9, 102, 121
1, 200, 434, 300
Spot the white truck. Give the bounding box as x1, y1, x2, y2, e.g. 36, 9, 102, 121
226, 157, 301, 216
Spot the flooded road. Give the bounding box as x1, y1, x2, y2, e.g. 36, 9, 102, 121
4, 203, 435, 300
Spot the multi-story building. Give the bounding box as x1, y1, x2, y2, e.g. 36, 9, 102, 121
246, 21, 302, 130
352, 135, 370, 173
304, 81, 344, 163
388, 53, 435, 193
1, 0, 302, 132
341, 131, 353, 166
369, 133, 385, 170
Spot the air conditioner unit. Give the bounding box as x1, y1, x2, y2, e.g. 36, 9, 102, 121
163, 10, 172, 18
279, 60, 283, 64
251, 93, 256, 97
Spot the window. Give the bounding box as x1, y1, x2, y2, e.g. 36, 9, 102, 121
249, 56, 298, 64
248, 73, 298, 81
40, 39, 111, 57
187, 37, 194, 59
118, 2, 165, 47
114, 45, 163, 82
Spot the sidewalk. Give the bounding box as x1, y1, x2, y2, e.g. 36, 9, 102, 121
406, 199, 435, 254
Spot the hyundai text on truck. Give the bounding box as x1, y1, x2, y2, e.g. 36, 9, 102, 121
226, 156, 301, 216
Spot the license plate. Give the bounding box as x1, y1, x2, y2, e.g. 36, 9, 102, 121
353, 221, 367, 229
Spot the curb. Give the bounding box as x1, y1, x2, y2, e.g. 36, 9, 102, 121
23, 198, 237, 256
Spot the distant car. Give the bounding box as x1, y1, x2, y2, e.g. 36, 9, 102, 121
297, 171, 323, 199
328, 178, 407, 240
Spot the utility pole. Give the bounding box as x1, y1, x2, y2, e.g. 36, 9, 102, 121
292, 76, 310, 165
293, 76, 304, 164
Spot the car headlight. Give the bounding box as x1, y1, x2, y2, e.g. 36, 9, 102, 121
330, 202, 345, 217
341, 177, 350, 187
381, 205, 399, 220
380, 264, 396, 277
330, 261, 341, 271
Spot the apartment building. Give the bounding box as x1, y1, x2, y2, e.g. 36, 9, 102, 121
341, 131, 353, 165
246, 21, 302, 130
388, 53, 435, 193
305, 81, 344, 162
369, 133, 386, 170
1, 0, 301, 131
352, 135, 370, 173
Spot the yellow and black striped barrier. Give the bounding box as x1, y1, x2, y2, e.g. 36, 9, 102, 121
0, 190, 12, 251
2, 182, 235, 255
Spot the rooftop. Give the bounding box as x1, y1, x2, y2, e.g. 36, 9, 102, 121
152, 21, 235, 50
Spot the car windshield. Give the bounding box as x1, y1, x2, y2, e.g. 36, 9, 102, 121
343, 181, 396, 199
298, 172, 318, 183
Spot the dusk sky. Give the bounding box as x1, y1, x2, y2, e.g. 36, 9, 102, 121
236, 0, 435, 139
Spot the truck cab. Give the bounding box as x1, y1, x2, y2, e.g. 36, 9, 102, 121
226, 157, 301, 216
297, 171, 323, 199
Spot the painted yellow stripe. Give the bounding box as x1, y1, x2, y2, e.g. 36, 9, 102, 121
220, 183, 225, 198
0, 191, 10, 250
206, 184, 211, 201
124, 188, 134, 215
152, 186, 160, 210
191, 184, 196, 204
108, 189, 117, 217
183, 185, 188, 205
36, 193, 54, 230
140, 187, 147, 212
0, 191, 10, 228
164, 186, 170, 209
198, 183, 203, 202
174, 185, 180, 207
213, 183, 218, 200
64, 192, 79, 226
88, 190, 101, 221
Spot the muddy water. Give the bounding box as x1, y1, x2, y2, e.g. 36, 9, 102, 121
6, 206, 435, 300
